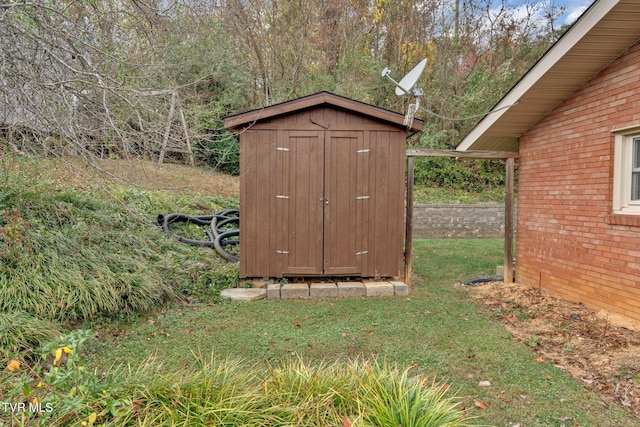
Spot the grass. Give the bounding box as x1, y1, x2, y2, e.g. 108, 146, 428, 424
85, 239, 638, 426
413, 186, 509, 204
0, 311, 60, 361
0, 155, 237, 360
2, 155, 637, 426
3, 349, 472, 426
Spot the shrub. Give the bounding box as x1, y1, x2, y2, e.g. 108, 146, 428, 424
413, 157, 507, 191
1, 330, 126, 427
194, 115, 240, 176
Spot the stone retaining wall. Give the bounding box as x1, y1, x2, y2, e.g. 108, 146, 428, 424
413, 204, 515, 238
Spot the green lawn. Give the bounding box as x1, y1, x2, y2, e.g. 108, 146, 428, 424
2, 157, 634, 425
87, 239, 637, 426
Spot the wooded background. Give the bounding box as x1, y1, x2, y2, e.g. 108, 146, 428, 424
0, 0, 570, 185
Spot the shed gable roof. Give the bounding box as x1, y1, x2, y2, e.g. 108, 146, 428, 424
457, 0, 640, 152
224, 91, 423, 134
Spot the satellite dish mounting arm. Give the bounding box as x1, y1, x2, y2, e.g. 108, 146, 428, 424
382, 68, 407, 95
381, 59, 427, 127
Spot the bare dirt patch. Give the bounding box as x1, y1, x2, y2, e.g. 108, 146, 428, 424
466, 281, 640, 420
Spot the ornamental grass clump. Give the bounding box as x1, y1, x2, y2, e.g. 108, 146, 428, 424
117, 354, 275, 427
115, 356, 472, 427
0, 185, 175, 322
1, 158, 234, 362
264, 357, 362, 426
3, 336, 473, 427
0, 311, 60, 363
357, 361, 470, 427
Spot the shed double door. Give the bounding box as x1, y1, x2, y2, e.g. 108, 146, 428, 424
278, 130, 366, 276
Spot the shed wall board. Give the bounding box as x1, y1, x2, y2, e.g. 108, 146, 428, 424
516, 41, 640, 321
239, 107, 405, 279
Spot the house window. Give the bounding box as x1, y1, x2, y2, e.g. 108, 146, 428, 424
613, 128, 640, 214
633, 138, 640, 201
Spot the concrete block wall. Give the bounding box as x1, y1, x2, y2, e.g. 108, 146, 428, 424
413, 204, 515, 238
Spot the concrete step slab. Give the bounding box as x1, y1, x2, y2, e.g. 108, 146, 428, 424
310, 282, 338, 298
389, 280, 409, 296
363, 281, 395, 297
220, 288, 267, 301
229, 280, 409, 300
267, 284, 281, 300
280, 283, 310, 299
337, 281, 366, 297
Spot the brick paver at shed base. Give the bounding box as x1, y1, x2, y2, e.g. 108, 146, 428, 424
266, 281, 409, 300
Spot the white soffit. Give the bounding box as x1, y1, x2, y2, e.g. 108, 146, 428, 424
456, 0, 640, 152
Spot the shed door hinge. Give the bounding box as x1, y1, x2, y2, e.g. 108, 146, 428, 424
276, 195, 290, 199
276, 250, 289, 254
356, 196, 370, 200
276, 147, 290, 151
356, 149, 370, 153
355, 250, 368, 256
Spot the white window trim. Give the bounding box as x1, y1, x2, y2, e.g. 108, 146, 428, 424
613, 126, 640, 215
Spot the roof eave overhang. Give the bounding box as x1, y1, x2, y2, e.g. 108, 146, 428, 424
224, 91, 423, 135
456, 0, 639, 153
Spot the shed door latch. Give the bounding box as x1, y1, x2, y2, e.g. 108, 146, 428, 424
276, 195, 290, 199
356, 195, 370, 200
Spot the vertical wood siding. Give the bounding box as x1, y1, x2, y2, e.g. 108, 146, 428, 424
240, 106, 406, 279
283, 131, 324, 275
366, 130, 405, 277
324, 131, 362, 275
239, 129, 278, 277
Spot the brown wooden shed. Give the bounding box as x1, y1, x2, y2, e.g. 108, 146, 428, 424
224, 91, 423, 279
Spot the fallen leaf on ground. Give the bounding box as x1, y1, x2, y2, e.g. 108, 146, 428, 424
474, 400, 488, 409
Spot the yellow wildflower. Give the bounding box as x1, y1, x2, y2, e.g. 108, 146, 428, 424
62, 346, 72, 354
53, 348, 63, 365
81, 412, 98, 426
7, 359, 20, 372
29, 396, 39, 404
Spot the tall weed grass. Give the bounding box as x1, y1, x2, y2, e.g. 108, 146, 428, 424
0, 311, 60, 362
0, 156, 238, 361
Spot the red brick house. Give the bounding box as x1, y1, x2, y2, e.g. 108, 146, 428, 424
457, 0, 640, 322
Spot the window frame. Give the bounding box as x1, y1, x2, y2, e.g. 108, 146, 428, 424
613, 126, 640, 215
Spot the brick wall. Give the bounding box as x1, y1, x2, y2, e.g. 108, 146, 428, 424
517, 42, 640, 322
412, 204, 511, 238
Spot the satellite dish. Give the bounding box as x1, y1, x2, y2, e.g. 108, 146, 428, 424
381, 58, 427, 127
381, 58, 427, 97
